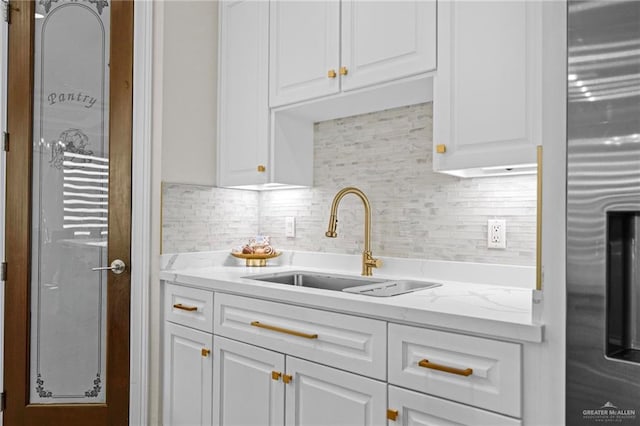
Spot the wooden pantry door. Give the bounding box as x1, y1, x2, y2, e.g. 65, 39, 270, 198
3, 0, 133, 424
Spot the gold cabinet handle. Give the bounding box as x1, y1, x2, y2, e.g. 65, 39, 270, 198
250, 321, 318, 339
328, 69, 337, 78
271, 371, 282, 381
418, 359, 473, 377
201, 348, 211, 357
257, 165, 266, 173
339, 66, 348, 76
536, 145, 543, 291
173, 303, 197, 312
387, 409, 399, 421
436, 144, 447, 154
283, 374, 293, 384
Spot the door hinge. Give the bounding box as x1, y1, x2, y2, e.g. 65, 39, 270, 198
2, 1, 11, 24
0, 391, 5, 412
2, 131, 8, 152
1, 261, 6, 281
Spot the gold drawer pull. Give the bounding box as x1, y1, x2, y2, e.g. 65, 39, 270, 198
418, 359, 473, 377
173, 303, 197, 312
387, 409, 399, 421
536, 145, 542, 291
250, 321, 318, 339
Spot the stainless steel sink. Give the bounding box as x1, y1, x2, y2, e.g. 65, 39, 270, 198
245, 271, 441, 297
245, 271, 385, 292
342, 280, 441, 297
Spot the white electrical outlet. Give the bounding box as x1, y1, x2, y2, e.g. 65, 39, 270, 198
487, 219, 506, 249
285, 216, 296, 238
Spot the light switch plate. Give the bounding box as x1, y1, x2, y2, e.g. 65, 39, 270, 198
285, 216, 296, 238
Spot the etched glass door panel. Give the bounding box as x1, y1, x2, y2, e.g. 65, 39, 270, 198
30, 0, 110, 404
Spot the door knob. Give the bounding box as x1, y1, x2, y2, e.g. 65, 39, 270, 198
92, 259, 127, 275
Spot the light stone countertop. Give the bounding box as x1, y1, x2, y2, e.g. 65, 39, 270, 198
160, 250, 543, 343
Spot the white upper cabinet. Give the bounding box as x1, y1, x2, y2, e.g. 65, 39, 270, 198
218, 0, 314, 189
217, 0, 270, 187
433, 1, 542, 177
269, 1, 340, 107
269, 0, 436, 108
341, 1, 436, 92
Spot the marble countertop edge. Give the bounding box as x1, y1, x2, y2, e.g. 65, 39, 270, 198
159, 263, 544, 344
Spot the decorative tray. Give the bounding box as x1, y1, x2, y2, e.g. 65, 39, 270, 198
230, 251, 281, 267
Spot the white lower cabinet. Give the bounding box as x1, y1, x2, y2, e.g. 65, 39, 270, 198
213, 335, 285, 426
163, 322, 213, 426
212, 336, 387, 426
387, 386, 521, 426
388, 323, 522, 417
286, 356, 387, 426
162, 283, 526, 425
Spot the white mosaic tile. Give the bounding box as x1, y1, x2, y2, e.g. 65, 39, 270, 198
163, 103, 536, 265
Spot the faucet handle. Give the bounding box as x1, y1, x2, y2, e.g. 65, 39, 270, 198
367, 257, 383, 269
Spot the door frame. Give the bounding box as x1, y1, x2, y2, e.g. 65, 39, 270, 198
0, 4, 7, 425
0, 2, 152, 425
129, 1, 152, 425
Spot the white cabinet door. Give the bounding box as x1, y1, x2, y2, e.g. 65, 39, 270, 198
285, 356, 387, 426
163, 322, 213, 426
388, 385, 522, 426
213, 336, 285, 426
218, 0, 269, 187
341, 1, 436, 92
433, 1, 542, 176
269, 1, 340, 107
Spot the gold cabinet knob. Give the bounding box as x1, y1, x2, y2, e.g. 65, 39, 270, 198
283, 374, 293, 384
339, 66, 348, 76
436, 144, 447, 154
201, 348, 211, 357
271, 371, 282, 381
328, 69, 337, 79
387, 409, 399, 421
257, 165, 266, 172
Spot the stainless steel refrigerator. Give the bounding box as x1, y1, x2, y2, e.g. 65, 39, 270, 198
567, 1, 640, 424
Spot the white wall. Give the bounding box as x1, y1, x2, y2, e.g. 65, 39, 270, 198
160, 0, 218, 186
151, 1, 219, 423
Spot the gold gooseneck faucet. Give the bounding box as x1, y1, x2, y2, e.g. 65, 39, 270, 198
325, 187, 382, 276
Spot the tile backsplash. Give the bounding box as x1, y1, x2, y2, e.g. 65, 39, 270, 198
163, 103, 536, 266
162, 184, 259, 253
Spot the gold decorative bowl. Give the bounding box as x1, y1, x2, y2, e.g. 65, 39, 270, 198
230, 251, 281, 267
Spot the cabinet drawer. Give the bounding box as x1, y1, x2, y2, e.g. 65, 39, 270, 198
164, 283, 214, 333
214, 293, 387, 380
388, 385, 521, 426
388, 323, 521, 417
